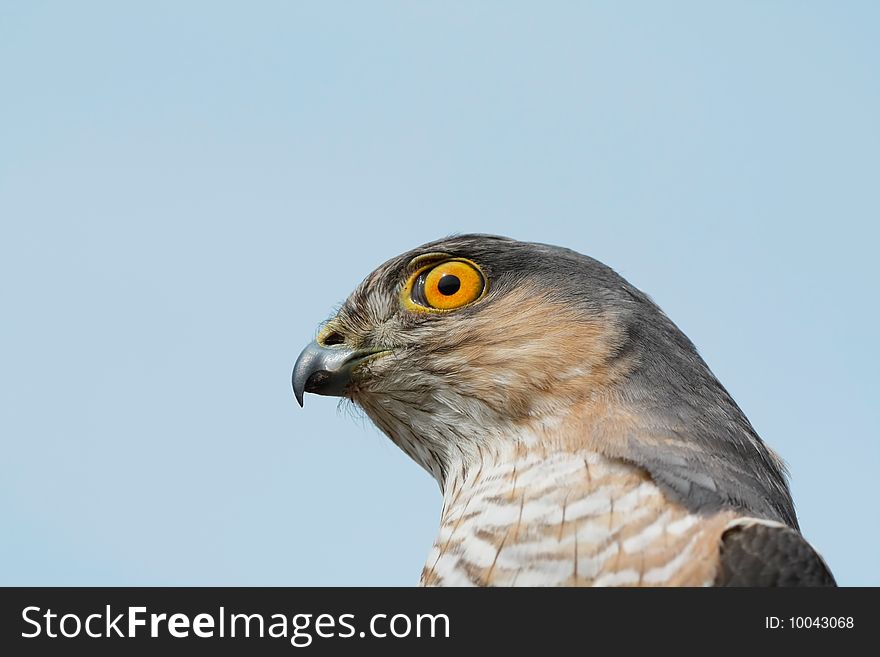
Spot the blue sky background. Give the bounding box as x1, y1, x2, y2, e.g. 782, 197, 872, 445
1, 2, 877, 586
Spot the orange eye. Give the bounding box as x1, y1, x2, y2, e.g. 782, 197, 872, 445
408, 259, 486, 311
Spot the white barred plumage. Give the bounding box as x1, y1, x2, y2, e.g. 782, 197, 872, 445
421, 444, 734, 586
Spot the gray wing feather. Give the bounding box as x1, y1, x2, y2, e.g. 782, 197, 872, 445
714, 522, 836, 587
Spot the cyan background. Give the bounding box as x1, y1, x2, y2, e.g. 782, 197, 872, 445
2, 2, 877, 585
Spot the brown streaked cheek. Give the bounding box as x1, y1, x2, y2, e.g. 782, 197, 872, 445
425, 286, 630, 416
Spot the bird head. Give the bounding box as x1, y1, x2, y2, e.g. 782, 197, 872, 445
293, 235, 636, 477
293, 234, 796, 526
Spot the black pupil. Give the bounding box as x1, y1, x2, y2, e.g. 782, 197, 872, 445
437, 274, 461, 296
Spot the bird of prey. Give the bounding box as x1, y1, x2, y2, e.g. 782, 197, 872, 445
292, 235, 835, 587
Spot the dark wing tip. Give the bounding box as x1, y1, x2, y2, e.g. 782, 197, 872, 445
715, 521, 836, 587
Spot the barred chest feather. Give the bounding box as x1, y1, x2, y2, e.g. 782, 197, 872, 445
420, 448, 737, 587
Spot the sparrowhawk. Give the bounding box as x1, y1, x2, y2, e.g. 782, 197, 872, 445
292, 235, 835, 586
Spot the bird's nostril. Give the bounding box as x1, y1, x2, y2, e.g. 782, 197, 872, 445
318, 330, 346, 346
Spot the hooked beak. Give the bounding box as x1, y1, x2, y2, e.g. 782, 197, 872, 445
292, 340, 389, 407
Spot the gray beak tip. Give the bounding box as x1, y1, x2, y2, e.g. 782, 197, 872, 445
292, 353, 308, 407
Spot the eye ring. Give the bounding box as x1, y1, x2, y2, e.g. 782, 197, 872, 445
402, 258, 487, 312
